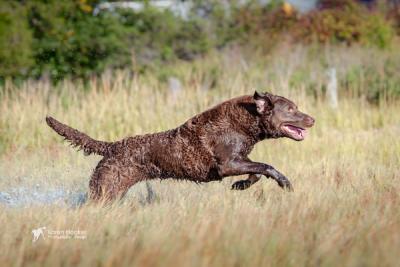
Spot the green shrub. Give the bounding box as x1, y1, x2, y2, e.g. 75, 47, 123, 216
362, 13, 394, 49
27, 0, 128, 81
118, 6, 211, 64
0, 1, 213, 81
0, 2, 33, 78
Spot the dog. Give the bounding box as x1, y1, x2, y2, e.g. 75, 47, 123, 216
46, 91, 315, 201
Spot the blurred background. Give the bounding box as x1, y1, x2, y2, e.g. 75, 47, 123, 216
1, 0, 400, 85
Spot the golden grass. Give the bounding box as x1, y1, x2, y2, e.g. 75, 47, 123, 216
0, 47, 399, 267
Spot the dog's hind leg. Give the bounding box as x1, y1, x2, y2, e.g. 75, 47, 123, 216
231, 174, 262, 190
88, 158, 151, 202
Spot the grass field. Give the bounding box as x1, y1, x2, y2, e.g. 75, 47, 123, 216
0, 46, 399, 267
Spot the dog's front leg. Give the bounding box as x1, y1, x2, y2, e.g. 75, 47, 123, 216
219, 159, 293, 191
231, 174, 261, 190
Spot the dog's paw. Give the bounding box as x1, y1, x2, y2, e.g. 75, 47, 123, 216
277, 179, 294, 192
231, 180, 252, 190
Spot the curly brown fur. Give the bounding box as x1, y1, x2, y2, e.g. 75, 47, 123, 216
46, 91, 315, 202
46, 117, 112, 156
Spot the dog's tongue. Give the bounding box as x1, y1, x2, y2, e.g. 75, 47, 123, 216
300, 128, 307, 138
286, 125, 307, 139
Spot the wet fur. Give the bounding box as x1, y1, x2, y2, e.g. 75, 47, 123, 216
46, 92, 314, 201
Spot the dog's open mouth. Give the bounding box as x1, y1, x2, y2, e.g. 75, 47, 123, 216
281, 125, 307, 141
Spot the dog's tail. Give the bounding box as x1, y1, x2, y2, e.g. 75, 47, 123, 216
46, 116, 111, 156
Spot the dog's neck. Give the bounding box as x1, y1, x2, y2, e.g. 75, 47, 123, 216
234, 99, 280, 143
256, 115, 280, 141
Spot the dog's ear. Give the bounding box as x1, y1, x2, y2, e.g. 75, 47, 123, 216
253, 91, 274, 114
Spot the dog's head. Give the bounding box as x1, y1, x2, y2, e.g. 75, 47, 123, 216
253, 91, 315, 141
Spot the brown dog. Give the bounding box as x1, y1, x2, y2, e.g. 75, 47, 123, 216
46, 91, 314, 201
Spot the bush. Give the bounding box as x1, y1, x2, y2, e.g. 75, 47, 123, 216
27, 0, 129, 81
0, 0, 399, 83
0, 0, 213, 81
0, 2, 33, 78
233, 0, 298, 50
294, 1, 394, 48
118, 6, 210, 64
386, 4, 400, 35
232, 0, 394, 50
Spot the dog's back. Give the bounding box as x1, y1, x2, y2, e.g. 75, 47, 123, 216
102, 95, 255, 181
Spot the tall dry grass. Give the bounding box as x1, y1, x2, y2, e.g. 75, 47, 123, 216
0, 45, 399, 267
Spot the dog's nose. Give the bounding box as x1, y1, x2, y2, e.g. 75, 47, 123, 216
306, 116, 315, 127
